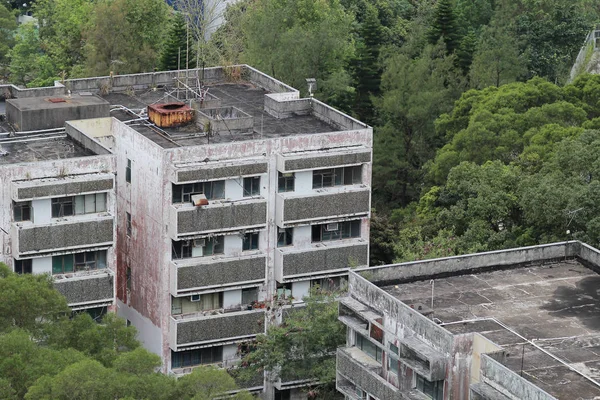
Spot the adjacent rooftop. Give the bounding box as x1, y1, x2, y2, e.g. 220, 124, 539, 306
382, 260, 600, 400
0, 134, 95, 165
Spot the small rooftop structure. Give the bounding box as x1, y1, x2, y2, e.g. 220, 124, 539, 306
147, 103, 193, 128
6, 94, 110, 132
0, 135, 95, 165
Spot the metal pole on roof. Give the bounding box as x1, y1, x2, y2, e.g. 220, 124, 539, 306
430, 279, 434, 310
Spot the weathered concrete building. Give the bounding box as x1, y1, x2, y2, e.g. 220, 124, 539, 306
1, 65, 372, 398
337, 241, 600, 400
0, 87, 117, 315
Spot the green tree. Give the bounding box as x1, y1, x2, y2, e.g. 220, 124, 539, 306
469, 23, 527, 88
0, 2, 17, 73
83, 0, 170, 75
374, 43, 464, 207
160, 13, 195, 71
241, 288, 345, 398
427, 0, 461, 54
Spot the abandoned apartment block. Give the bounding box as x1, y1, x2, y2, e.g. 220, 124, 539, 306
338, 241, 600, 400
0, 65, 372, 399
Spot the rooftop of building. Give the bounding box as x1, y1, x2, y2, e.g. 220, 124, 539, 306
6, 93, 109, 110
103, 81, 342, 149
0, 134, 95, 165
382, 259, 600, 399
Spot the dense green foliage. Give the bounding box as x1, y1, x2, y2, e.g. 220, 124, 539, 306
0, 264, 251, 400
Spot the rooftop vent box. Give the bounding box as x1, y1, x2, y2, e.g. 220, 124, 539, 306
147, 103, 194, 128
196, 106, 254, 135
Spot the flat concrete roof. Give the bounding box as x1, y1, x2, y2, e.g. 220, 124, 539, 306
103, 82, 340, 149
7, 94, 109, 111
0, 135, 95, 165
383, 261, 600, 399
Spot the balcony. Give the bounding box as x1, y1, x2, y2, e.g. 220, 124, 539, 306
172, 254, 266, 293
13, 215, 114, 255
170, 309, 266, 349
171, 199, 267, 237
275, 187, 370, 225
277, 147, 371, 172
275, 240, 368, 280
53, 270, 114, 307
337, 347, 399, 400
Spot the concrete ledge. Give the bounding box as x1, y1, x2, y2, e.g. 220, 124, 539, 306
54, 272, 113, 306
337, 347, 399, 400
281, 149, 371, 171
176, 255, 266, 290
176, 162, 268, 183
281, 242, 368, 278
470, 382, 512, 400
175, 200, 267, 235
14, 174, 114, 200
280, 189, 370, 223
173, 309, 265, 346
17, 217, 114, 254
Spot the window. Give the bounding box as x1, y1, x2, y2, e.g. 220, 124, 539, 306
14, 259, 32, 274
171, 292, 223, 314
52, 254, 74, 274
242, 287, 259, 305
171, 346, 223, 369
52, 251, 107, 274
126, 266, 132, 290
388, 343, 399, 375
278, 172, 295, 192
416, 375, 444, 400
126, 159, 132, 183
52, 197, 74, 217
172, 181, 225, 203
277, 228, 293, 247
311, 276, 344, 292
13, 201, 31, 222
243, 176, 261, 196
126, 212, 132, 237
312, 220, 361, 242
74, 250, 106, 271
356, 333, 382, 362
171, 236, 224, 259
242, 232, 259, 251
52, 194, 107, 217
312, 165, 362, 189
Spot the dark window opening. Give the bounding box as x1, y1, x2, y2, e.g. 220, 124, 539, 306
126, 212, 132, 237
52, 250, 107, 275
172, 181, 225, 203
277, 228, 293, 247
278, 172, 295, 193
356, 333, 382, 362
171, 346, 223, 369
243, 176, 261, 196
416, 375, 444, 400
126, 266, 132, 290
14, 258, 32, 274
242, 232, 259, 251
13, 201, 31, 222
126, 159, 132, 183
52, 197, 74, 217
312, 220, 361, 242
312, 165, 362, 189
172, 236, 224, 259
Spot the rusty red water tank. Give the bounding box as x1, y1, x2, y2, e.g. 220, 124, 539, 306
147, 103, 194, 128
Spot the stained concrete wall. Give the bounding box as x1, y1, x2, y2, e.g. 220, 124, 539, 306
15, 175, 114, 200
175, 309, 266, 346
282, 149, 371, 171
17, 217, 114, 254
177, 255, 266, 290
337, 348, 400, 400
281, 190, 370, 223
54, 272, 114, 305
356, 242, 577, 286
480, 355, 557, 400
176, 200, 267, 234
282, 243, 368, 277
176, 162, 268, 182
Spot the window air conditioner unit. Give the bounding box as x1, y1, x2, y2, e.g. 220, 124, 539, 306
282, 172, 293, 178
325, 223, 339, 232
191, 194, 208, 206
193, 238, 206, 247
190, 294, 201, 302
278, 227, 287, 233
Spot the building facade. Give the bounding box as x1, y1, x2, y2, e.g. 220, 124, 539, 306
337, 241, 600, 400
1, 65, 372, 398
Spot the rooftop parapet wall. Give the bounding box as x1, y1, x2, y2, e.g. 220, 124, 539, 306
348, 272, 455, 352
480, 354, 557, 400
356, 241, 580, 286
0, 82, 66, 100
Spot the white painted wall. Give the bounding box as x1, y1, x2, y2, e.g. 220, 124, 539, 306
294, 225, 311, 248
295, 171, 312, 194
116, 299, 163, 357
224, 234, 241, 256
32, 199, 51, 224
223, 343, 238, 363
292, 280, 310, 301
32, 256, 52, 274
225, 178, 243, 201
224, 289, 242, 309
